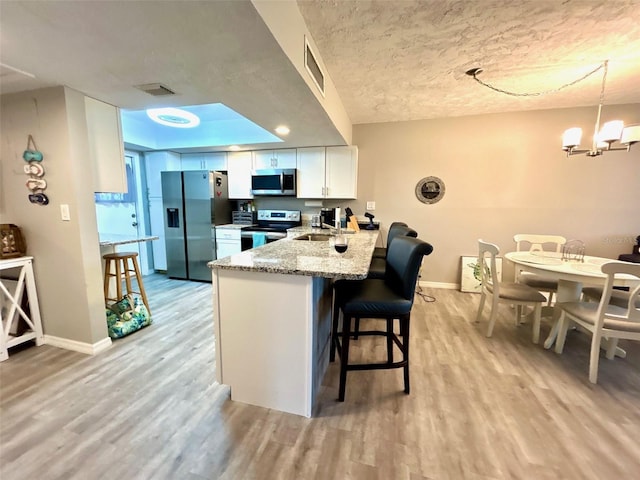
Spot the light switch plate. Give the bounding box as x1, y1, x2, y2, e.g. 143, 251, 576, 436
366, 201, 375, 211
60, 204, 70, 221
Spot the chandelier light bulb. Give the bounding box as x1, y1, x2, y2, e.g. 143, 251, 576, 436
597, 120, 624, 144
620, 124, 640, 146
562, 127, 582, 150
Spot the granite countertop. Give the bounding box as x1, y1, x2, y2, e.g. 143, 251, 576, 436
208, 227, 379, 280
99, 235, 159, 247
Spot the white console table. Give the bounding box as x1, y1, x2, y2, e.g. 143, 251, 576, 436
0, 256, 44, 361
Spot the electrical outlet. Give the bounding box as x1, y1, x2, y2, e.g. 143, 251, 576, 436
366, 201, 375, 211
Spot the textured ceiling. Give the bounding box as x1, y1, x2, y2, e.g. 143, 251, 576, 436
297, 0, 640, 124
1, 0, 639, 149
0, 1, 344, 151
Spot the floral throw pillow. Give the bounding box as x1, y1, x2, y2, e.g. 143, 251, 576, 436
106, 294, 152, 339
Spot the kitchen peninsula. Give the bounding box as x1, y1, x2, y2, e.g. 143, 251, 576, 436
209, 228, 379, 417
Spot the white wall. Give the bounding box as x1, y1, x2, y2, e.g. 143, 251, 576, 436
2, 86, 637, 350
1, 87, 109, 346
351, 104, 640, 286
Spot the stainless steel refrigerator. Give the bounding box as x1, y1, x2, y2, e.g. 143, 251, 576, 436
161, 170, 231, 282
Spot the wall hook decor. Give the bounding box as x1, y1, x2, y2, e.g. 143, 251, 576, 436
23, 134, 43, 162
23, 134, 49, 206
23, 162, 45, 177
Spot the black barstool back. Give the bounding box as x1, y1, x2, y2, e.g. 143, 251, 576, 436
372, 221, 409, 259
385, 233, 431, 299
368, 225, 418, 280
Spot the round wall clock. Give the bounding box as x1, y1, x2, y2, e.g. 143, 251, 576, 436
415, 176, 445, 204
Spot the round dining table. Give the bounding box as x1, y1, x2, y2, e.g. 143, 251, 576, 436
505, 251, 639, 352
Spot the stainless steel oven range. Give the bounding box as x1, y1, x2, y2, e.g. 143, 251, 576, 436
240, 209, 301, 251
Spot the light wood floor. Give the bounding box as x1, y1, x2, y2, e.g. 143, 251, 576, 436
1, 274, 639, 480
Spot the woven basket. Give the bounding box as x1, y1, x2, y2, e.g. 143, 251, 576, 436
1, 224, 27, 259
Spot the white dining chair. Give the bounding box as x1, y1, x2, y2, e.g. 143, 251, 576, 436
554, 261, 640, 384
475, 240, 547, 343
514, 234, 566, 305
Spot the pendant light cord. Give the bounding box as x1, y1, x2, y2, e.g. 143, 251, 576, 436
590, 60, 609, 151
598, 60, 608, 106
466, 61, 606, 97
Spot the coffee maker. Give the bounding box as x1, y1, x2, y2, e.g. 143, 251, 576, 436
319, 208, 336, 229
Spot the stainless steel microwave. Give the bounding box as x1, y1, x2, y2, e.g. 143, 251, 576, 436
250, 169, 297, 196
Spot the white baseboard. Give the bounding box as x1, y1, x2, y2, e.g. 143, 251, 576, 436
44, 335, 112, 355
419, 280, 459, 290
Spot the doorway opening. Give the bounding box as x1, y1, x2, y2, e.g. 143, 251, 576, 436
94, 152, 153, 274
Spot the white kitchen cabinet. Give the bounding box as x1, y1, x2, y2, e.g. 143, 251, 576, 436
145, 150, 179, 271
296, 147, 326, 198
325, 146, 358, 199
85, 97, 126, 193
296, 146, 358, 199
181, 152, 227, 171
215, 227, 242, 259
252, 149, 297, 170
148, 197, 167, 271
205, 152, 227, 171
181, 153, 205, 171
227, 151, 253, 199
145, 151, 181, 197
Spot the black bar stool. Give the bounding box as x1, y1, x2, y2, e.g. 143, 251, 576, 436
331, 236, 433, 401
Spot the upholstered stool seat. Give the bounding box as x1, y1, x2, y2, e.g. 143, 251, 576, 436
103, 252, 151, 314
336, 280, 414, 317
331, 236, 433, 401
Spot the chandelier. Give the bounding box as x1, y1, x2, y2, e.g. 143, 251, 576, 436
465, 60, 639, 157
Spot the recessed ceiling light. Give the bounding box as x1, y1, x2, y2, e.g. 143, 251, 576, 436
146, 107, 200, 128
229, 145, 240, 151
275, 125, 290, 135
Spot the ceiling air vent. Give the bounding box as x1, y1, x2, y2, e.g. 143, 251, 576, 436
304, 37, 325, 97
134, 83, 176, 96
